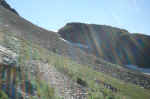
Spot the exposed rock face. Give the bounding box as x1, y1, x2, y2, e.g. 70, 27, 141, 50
59, 23, 150, 68
0, 0, 18, 15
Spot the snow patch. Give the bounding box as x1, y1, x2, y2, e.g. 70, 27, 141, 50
58, 37, 70, 44
58, 37, 89, 49
126, 64, 150, 75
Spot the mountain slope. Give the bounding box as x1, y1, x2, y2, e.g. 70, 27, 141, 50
0, 4, 108, 68
1, 29, 150, 99
1, 1, 150, 99
1, 0, 150, 90
59, 22, 150, 68
0, 5, 90, 66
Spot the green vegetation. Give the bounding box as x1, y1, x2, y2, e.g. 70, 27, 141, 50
27, 42, 150, 99
29, 80, 56, 99
0, 90, 9, 99
49, 53, 150, 99
1, 30, 150, 99
35, 47, 150, 99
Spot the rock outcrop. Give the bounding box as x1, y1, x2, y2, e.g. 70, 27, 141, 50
59, 23, 150, 68
0, 0, 18, 15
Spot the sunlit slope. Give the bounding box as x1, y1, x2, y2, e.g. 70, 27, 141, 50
59, 23, 150, 68
9, 32, 150, 99
0, 30, 150, 99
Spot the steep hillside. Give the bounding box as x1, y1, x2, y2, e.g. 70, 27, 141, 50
0, 30, 150, 99
59, 23, 150, 68
0, 5, 98, 66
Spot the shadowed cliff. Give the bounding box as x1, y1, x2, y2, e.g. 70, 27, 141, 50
59, 23, 150, 68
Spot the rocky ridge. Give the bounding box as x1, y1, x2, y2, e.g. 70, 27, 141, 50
59, 23, 150, 68
0, 0, 18, 15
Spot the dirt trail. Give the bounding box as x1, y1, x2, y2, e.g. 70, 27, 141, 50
37, 62, 88, 99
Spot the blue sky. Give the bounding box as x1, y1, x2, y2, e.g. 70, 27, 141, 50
6, 0, 150, 35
